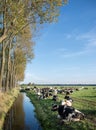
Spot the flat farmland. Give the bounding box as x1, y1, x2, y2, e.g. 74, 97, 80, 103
27, 86, 96, 130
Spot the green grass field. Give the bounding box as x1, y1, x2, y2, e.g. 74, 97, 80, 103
27, 86, 96, 130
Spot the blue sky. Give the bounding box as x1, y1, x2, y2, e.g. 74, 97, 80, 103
23, 0, 96, 84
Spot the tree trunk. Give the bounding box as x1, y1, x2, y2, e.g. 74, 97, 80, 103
0, 42, 5, 91
9, 60, 14, 89
5, 40, 11, 91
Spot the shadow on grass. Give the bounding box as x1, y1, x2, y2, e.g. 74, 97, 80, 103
82, 95, 96, 98
80, 109, 96, 116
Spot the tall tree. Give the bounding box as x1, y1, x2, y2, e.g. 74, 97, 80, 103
0, 0, 68, 91
0, 0, 67, 43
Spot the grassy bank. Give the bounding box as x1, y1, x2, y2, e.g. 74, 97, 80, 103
27, 86, 96, 130
0, 88, 19, 130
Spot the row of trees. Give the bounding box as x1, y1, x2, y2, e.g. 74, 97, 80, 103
0, 0, 67, 91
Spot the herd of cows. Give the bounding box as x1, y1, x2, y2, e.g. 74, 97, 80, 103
26, 86, 85, 123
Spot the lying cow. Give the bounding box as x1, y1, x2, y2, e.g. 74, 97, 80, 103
52, 95, 58, 101
64, 95, 73, 102
58, 105, 85, 121
51, 101, 85, 122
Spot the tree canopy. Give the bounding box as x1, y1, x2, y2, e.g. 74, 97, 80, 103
0, 0, 67, 91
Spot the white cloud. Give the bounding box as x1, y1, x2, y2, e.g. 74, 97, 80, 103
62, 50, 88, 58
55, 47, 89, 58
57, 27, 96, 58
65, 34, 72, 39
76, 27, 96, 48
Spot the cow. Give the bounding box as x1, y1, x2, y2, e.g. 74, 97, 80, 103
51, 100, 85, 122
64, 95, 73, 102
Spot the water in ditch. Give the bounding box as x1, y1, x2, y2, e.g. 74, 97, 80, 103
3, 93, 42, 130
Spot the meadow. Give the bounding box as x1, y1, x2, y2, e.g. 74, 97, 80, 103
27, 86, 96, 130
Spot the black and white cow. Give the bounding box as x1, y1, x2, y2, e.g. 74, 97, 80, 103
51, 103, 85, 122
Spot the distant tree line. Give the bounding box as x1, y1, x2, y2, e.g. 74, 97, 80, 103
0, 0, 67, 91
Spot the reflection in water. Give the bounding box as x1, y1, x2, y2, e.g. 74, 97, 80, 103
3, 93, 42, 130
